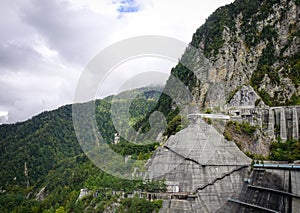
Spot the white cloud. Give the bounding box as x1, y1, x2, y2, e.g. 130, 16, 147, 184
0, 0, 233, 123
97, 56, 175, 98
0, 111, 8, 117
0, 111, 8, 124
33, 38, 59, 60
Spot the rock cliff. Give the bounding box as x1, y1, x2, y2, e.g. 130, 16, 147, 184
143, 0, 300, 212
171, 0, 300, 109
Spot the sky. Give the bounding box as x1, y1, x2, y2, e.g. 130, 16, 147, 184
0, 0, 233, 124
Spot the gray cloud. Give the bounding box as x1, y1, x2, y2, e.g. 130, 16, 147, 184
0, 0, 233, 123
0, 43, 41, 69
20, 0, 114, 65
0, 0, 109, 122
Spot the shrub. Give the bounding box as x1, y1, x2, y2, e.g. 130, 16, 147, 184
269, 139, 300, 162
224, 131, 233, 141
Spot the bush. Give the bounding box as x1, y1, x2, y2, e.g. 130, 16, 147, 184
269, 139, 300, 162
289, 94, 300, 105
164, 115, 189, 137
119, 197, 163, 213
204, 118, 212, 125
224, 131, 233, 141
240, 122, 257, 135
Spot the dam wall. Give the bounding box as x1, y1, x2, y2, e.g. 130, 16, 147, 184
229, 106, 300, 141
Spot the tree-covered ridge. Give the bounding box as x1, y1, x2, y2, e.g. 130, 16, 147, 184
191, 0, 282, 57
2, 0, 300, 211
0, 105, 81, 189
0, 154, 165, 213
0, 87, 165, 212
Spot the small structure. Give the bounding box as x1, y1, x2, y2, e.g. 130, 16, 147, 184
166, 181, 180, 193
114, 133, 120, 144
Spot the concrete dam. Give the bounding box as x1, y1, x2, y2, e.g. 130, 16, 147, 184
145, 117, 252, 212
229, 106, 300, 142
219, 164, 300, 213
144, 114, 300, 212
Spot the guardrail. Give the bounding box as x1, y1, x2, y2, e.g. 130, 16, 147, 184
254, 164, 300, 170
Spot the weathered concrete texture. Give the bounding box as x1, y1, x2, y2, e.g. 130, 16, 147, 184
160, 200, 194, 213
218, 167, 300, 213
229, 106, 300, 142
145, 118, 251, 212
195, 168, 250, 213
292, 108, 299, 140
268, 108, 275, 136
280, 107, 288, 141
291, 170, 300, 212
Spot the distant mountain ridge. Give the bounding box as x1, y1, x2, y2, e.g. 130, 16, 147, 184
1, 0, 300, 212
0, 87, 164, 212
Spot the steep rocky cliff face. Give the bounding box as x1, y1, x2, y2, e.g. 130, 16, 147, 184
143, 1, 300, 212
171, 0, 300, 109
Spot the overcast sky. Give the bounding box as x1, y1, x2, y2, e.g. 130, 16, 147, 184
0, 0, 233, 124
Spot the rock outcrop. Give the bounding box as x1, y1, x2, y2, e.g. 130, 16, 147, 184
170, 0, 300, 109
36, 187, 46, 201
144, 0, 300, 212
227, 85, 265, 108
77, 188, 91, 201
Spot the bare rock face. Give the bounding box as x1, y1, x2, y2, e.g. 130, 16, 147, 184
145, 1, 300, 212
145, 118, 251, 212
227, 85, 264, 108
36, 187, 46, 201
171, 0, 300, 109
139, 1, 300, 213
77, 188, 91, 200
225, 122, 273, 157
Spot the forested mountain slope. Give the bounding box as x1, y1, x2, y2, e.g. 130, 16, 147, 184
1, 0, 300, 212
0, 88, 163, 212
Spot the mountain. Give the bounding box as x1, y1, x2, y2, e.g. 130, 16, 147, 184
170, 0, 300, 108
143, 0, 300, 212
150, 0, 300, 156
0, 87, 164, 212
1, 0, 300, 212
